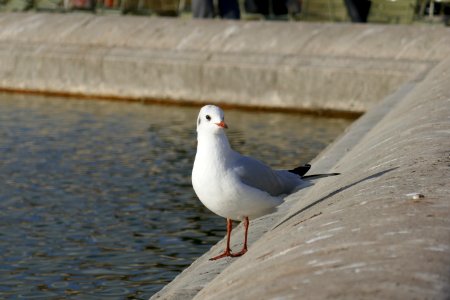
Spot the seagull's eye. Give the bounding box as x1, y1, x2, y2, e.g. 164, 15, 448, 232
205, 115, 211, 121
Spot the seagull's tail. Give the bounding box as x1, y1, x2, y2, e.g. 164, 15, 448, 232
302, 173, 340, 180
288, 163, 340, 179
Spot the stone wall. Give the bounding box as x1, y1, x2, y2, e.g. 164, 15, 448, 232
1, 13, 449, 115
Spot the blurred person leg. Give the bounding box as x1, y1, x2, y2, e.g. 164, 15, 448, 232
344, 0, 371, 22
192, 0, 215, 18
272, 0, 288, 15
219, 0, 240, 19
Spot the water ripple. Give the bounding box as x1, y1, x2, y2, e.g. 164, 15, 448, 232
0, 93, 351, 299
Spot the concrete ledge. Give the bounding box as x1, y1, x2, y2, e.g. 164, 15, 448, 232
0, 13, 449, 114
152, 56, 450, 299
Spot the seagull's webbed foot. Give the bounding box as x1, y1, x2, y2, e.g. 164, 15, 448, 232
209, 248, 233, 260
209, 217, 250, 260
230, 246, 247, 257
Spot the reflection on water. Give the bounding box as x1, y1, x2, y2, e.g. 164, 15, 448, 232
0, 93, 351, 299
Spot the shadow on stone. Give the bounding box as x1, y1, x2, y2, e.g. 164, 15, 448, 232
273, 167, 398, 229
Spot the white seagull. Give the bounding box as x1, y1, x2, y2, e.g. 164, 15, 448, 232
192, 105, 338, 260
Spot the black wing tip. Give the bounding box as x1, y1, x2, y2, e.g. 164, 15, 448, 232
288, 164, 311, 177
288, 164, 341, 178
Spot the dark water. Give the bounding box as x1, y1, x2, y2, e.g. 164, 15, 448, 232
0, 93, 351, 299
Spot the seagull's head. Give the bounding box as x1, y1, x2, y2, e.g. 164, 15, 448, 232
197, 105, 228, 134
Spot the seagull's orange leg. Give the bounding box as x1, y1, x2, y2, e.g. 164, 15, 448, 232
210, 218, 233, 260
231, 216, 249, 257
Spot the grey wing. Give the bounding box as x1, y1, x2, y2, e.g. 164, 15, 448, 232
232, 155, 295, 196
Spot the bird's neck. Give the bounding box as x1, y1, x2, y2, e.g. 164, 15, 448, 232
196, 131, 233, 164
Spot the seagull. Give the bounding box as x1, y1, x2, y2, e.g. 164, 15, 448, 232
192, 105, 338, 260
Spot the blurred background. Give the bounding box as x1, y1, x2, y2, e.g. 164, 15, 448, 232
0, 0, 449, 26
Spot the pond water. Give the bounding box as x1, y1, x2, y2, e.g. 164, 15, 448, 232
0, 93, 352, 299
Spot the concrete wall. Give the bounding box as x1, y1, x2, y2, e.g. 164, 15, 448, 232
1, 13, 449, 115
152, 57, 450, 300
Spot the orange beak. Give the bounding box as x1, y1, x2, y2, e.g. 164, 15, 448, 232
215, 121, 228, 129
